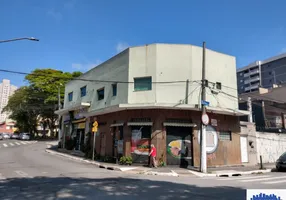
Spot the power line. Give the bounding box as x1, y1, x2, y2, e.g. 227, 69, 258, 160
0, 69, 199, 84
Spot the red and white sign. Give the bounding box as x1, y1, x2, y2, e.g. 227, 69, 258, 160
201, 113, 209, 125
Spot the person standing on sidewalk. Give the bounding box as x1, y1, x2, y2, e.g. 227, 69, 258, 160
149, 144, 157, 168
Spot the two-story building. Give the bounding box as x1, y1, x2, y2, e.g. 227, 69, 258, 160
56, 43, 248, 168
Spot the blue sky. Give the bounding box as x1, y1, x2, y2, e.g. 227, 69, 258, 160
1, 0, 286, 87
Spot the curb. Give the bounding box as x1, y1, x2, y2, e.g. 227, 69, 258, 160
188, 169, 272, 177
45, 149, 135, 172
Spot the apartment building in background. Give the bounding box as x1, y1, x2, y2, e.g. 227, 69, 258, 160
0, 79, 17, 123
237, 53, 286, 94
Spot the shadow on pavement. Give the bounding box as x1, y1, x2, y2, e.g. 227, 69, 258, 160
0, 176, 245, 200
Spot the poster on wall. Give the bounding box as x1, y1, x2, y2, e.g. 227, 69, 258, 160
117, 140, 123, 154
131, 129, 150, 155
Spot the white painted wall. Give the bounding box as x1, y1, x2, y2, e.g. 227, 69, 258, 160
128, 44, 238, 110
256, 132, 286, 163
63, 43, 239, 112
64, 50, 129, 111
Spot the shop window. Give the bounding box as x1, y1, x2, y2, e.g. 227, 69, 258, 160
134, 77, 152, 91
219, 131, 232, 141
68, 92, 73, 102
80, 86, 87, 97
131, 126, 151, 139
112, 84, 117, 96
97, 88, 104, 100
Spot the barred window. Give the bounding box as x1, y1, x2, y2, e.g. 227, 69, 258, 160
219, 131, 232, 141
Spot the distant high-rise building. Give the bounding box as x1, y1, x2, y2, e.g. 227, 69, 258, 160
237, 53, 286, 94
0, 79, 17, 123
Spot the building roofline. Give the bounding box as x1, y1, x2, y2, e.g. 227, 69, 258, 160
237, 52, 286, 73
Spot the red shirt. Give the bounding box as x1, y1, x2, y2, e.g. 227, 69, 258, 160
150, 147, 156, 157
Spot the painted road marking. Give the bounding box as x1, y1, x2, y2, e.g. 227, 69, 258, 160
15, 170, 30, 178
15, 142, 21, 145
218, 175, 271, 181
9, 143, 14, 146
263, 179, 286, 184
240, 176, 285, 182
3, 144, 8, 147
21, 141, 27, 144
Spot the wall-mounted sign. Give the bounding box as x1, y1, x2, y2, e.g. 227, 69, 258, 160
198, 125, 219, 154
211, 119, 217, 127
74, 107, 89, 120
131, 129, 150, 155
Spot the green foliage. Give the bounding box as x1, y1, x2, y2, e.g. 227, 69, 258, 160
4, 69, 82, 136
119, 156, 133, 165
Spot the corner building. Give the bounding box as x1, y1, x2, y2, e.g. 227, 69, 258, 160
56, 43, 248, 167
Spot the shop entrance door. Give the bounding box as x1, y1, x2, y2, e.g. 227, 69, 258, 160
166, 126, 193, 167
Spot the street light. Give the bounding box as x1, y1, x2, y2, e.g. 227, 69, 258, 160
0, 37, 39, 43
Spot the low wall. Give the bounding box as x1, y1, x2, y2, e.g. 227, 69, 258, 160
256, 132, 286, 163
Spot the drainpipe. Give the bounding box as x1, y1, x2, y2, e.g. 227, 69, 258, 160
247, 97, 253, 123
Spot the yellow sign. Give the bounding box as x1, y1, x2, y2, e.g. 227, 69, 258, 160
78, 122, 86, 129
93, 121, 98, 128
92, 127, 98, 133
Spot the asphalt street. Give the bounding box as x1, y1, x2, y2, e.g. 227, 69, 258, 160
0, 141, 285, 200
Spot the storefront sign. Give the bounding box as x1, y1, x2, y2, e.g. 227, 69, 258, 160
131, 129, 150, 155
117, 140, 123, 154
197, 125, 219, 154
77, 122, 86, 129
74, 107, 89, 120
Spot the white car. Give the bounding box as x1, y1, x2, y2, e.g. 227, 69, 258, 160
20, 133, 30, 140
2, 133, 10, 139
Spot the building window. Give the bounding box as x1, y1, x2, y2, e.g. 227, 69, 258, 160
68, 92, 73, 102
134, 77, 152, 91
240, 80, 243, 83
269, 71, 272, 75
112, 84, 117, 96
219, 131, 232, 141
80, 86, 87, 97
241, 86, 244, 89
240, 73, 243, 76
97, 88, 104, 100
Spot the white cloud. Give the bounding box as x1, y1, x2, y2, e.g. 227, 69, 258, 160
47, 9, 63, 21
72, 60, 102, 71
116, 42, 129, 53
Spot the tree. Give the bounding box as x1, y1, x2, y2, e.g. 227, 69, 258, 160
3, 87, 40, 135
4, 69, 82, 137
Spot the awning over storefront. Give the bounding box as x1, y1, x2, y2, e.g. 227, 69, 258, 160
72, 118, 86, 123
163, 122, 197, 127
55, 102, 90, 116
110, 123, 124, 127
127, 122, 153, 126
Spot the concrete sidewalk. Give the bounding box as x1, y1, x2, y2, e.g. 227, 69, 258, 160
45, 147, 274, 178
45, 148, 193, 177
189, 164, 274, 177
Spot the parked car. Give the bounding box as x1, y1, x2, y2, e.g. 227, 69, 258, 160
0, 133, 3, 140
276, 152, 286, 171
2, 133, 10, 139
11, 133, 19, 139
20, 133, 30, 140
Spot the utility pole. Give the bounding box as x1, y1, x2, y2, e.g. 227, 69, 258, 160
200, 42, 207, 173
58, 87, 61, 143
185, 79, 189, 104
247, 97, 253, 123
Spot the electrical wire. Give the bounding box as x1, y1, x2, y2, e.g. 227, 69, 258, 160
0, 69, 199, 84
